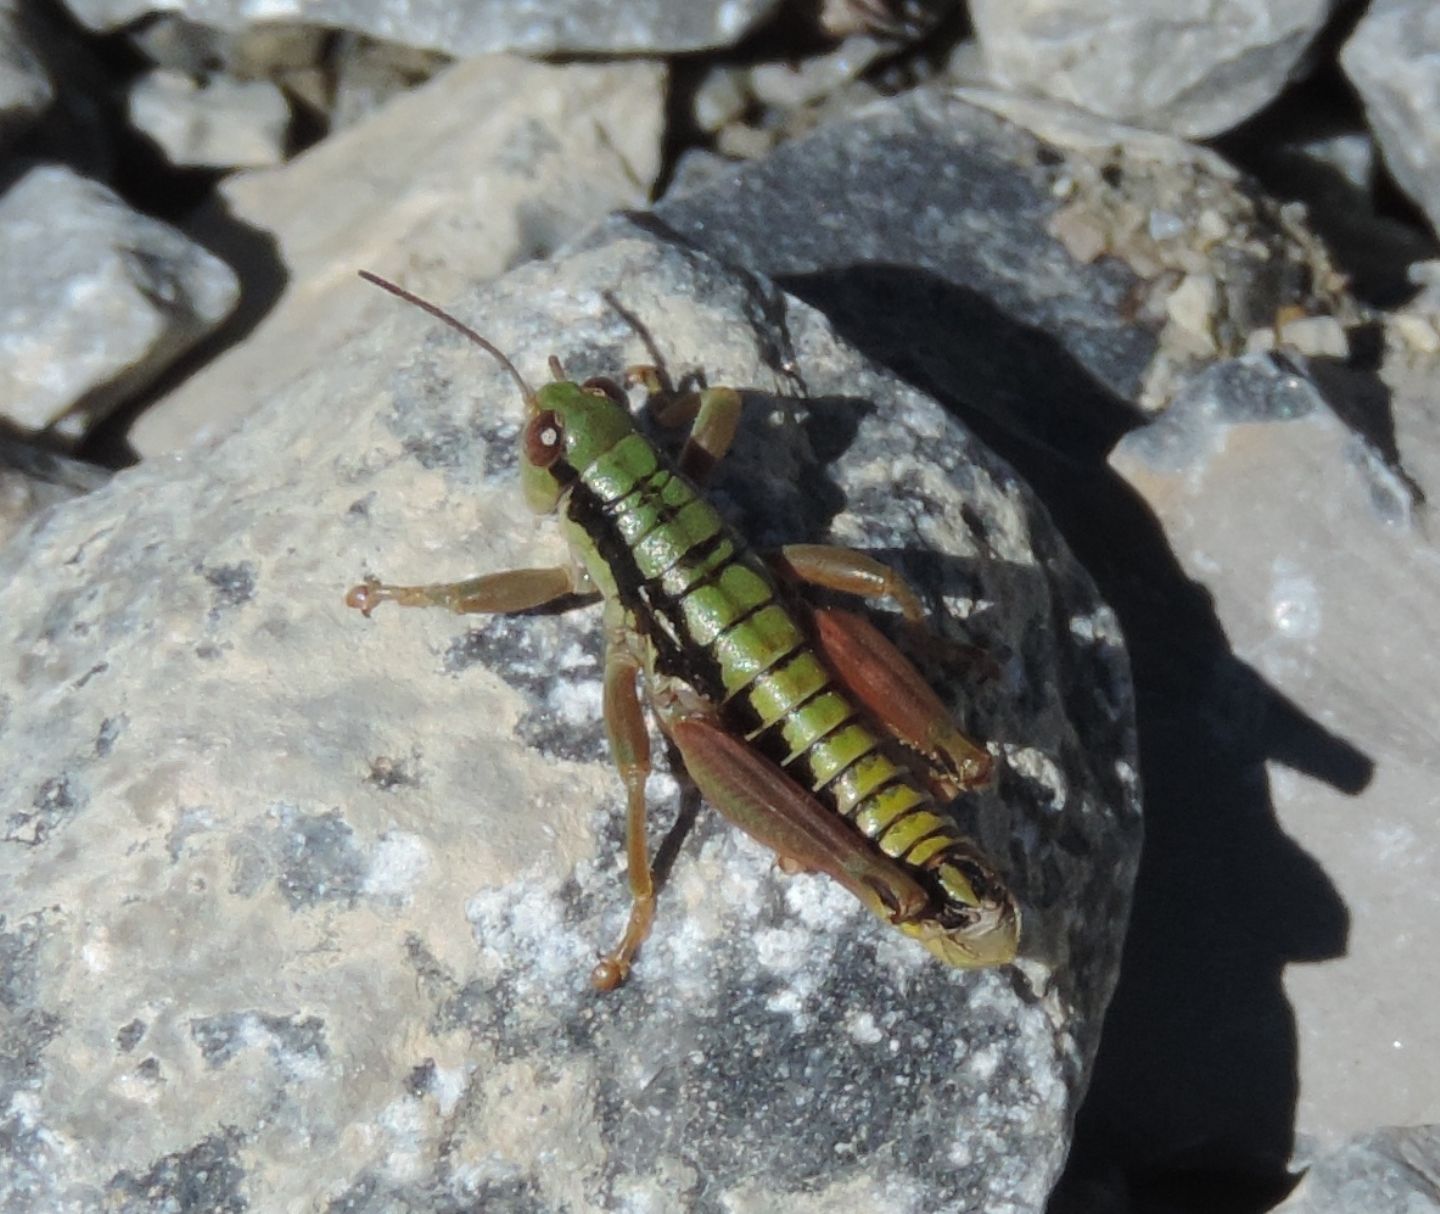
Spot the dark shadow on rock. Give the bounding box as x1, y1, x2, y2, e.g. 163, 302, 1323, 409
775, 263, 1366, 1213
76, 194, 289, 469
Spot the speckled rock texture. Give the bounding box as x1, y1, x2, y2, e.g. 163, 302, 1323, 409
57, 0, 782, 55
1279, 1125, 1440, 1213
969, 0, 1337, 139
0, 164, 238, 441
0, 232, 1138, 1212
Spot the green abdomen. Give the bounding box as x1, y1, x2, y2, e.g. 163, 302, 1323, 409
565, 432, 965, 873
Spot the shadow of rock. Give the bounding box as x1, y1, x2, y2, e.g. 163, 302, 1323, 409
775, 262, 1365, 1211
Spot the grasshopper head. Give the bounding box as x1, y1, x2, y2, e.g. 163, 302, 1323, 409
520, 375, 638, 514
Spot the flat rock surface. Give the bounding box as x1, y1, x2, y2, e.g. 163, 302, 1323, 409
1108, 352, 1440, 1150
0, 233, 1138, 1212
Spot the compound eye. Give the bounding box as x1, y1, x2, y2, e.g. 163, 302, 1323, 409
524, 410, 565, 467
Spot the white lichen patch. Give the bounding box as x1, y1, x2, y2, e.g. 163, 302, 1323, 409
844, 1010, 884, 1046
1068, 604, 1124, 646
376, 1096, 431, 1182
465, 873, 594, 997
1002, 745, 1069, 813
362, 830, 431, 902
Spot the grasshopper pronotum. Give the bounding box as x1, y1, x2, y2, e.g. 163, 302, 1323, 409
347, 272, 1019, 989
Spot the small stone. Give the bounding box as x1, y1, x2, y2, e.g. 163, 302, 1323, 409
693, 64, 749, 133
1390, 313, 1440, 355
0, 164, 238, 439
749, 35, 888, 110
970, 0, 1336, 139
1049, 203, 1109, 263
1164, 273, 1220, 357
127, 67, 291, 168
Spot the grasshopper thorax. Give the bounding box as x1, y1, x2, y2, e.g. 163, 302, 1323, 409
521, 378, 640, 514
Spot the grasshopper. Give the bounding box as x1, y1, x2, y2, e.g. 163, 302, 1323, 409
347, 272, 1020, 989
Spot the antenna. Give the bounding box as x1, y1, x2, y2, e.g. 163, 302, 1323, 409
358, 270, 535, 405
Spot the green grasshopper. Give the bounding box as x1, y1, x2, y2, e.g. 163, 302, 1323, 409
347, 272, 1020, 989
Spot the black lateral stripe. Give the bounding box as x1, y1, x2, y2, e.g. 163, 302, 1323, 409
848, 772, 919, 822
601, 467, 669, 516
898, 823, 954, 863
567, 473, 729, 693
722, 644, 825, 740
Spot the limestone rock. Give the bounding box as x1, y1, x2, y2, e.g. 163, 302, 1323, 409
0, 164, 238, 440
58, 0, 781, 55
127, 54, 666, 455
0, 232, 1137, 1214
1341, 0, 1440, 240
128, 67, 291, 168
970, 0, 1336, 139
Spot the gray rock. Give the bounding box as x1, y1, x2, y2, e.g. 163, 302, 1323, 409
1341, 0, 1440, 240
0, 437, 110, 550
969, 0, 1337, 139
128, 14, 328, 78
1280, 1126, 1440, 1213
128, 67, 291, 168
58, 0, 782, 55
127, 53, 667, 455
648, 84, 1386, 1193
328, 34, 452, 131
0, 0, 54, 148
1109, 353, 1440, 1153
653, 87, 1351, 425
749, 35, 890, 111
0, 232, 1137, 1211
0, 165, 238, 440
